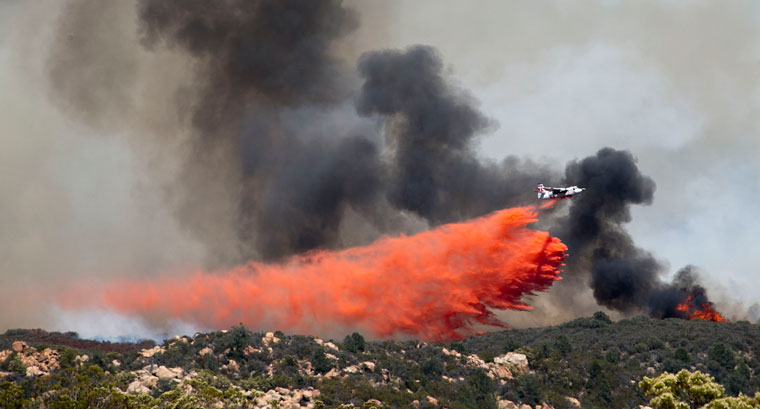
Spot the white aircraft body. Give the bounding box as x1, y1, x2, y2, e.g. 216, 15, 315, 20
537, 184, 586, 200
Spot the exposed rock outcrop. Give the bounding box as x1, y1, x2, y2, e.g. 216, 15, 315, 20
494, 352, 529, 375
458, 352, 529, 381
140, 345, 165, 358
498, 400, 520, 409
253, 386, 320, 409
262, 332, 280, 345
12, 341, 29, 353
0, 342, 60, 377
566, 396, 581, 407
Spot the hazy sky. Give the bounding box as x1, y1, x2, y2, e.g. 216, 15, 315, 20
1, 1, 758, 335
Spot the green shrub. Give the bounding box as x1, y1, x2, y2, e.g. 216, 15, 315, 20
0, 382, 26, 409
593, 311, 612, 324
312, 349, 334, 374
555, 335, 572, 356
3, 353, 25, 375
344, 333, 366, 353
421, 358, 443, 378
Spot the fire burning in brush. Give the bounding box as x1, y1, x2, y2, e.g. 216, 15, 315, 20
675, 288, 727, 322
65, 206, 566, 341
646, 266, 728, 323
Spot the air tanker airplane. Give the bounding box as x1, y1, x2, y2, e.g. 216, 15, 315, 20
537, 184, 586, 200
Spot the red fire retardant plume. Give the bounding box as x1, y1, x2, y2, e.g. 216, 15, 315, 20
97, 206, 567, 341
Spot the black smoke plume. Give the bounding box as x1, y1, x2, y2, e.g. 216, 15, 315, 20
553, 149, 721, 318
552, 148, 659, 312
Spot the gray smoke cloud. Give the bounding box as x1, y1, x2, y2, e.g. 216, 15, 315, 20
0, 0, 205, 331
356, 45, 554, 223
136, 0, 390, 261
1, 0, 752, 335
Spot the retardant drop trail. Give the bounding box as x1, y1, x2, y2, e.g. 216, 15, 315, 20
89, 206, 567, 341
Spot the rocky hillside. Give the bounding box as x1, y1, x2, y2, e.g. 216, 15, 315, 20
1, 313, 759, 408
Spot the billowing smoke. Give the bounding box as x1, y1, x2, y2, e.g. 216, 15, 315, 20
553, 148, 659, 312
136, 0, 379, 262
552, 149, 724, 320
357, 46, 552, 223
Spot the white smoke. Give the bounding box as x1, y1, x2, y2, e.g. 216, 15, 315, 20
46, 305, 203, 343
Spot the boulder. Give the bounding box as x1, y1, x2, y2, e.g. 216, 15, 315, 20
199, 347, 213, 356
38, 348, 60, 371
169, 367, 184, 378
360, 361, 376, 372
127, 380, 151, 394
140, 346, 164, 358
494, 352, 529, 374
12, 341, 29, 353
366, 398, 383, 407
263, 332, 280, 345
489, 364, 512, 379
155, 366, 176, 380
566, 397, 581, 408
498, 400, 519, 409
301, 389, 315, 399
19, 354, 37, 367
74, 354, 89, 365
324, 368, 340, 378
227, 360, 240, 373
275, 387, 290, 395
139, 374, 159, 388
466, 354, 486, 367
26, 366, 43, 377
0, 350, 11, 364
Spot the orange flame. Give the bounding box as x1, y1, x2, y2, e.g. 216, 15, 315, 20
77, 206, 567, 341
675, 293, 727, 322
